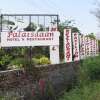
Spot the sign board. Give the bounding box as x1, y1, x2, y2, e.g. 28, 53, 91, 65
85, 37, 90, 57
96, 40, 99, 56
64, 29, 72, 62
90, 39, 94, 56
80, 35, 85, 59
49, 23, 59, 64
93, 39, 96, 56
72, 32, 80, 61
1, 31, 60, 47
50, 45, 60, 64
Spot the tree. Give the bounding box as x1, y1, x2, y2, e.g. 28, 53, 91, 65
24, 22, 37, 31
86, 33, 96, 39
59, 19, 80, 33
92, 1, 100, 26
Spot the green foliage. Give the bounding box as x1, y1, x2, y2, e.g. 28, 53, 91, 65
59, 19, 75, 28
32, 56, 51, 65
80, 56, 100, 82
39, 56, 51, 65
98, 40, 100, 46
59, 81, 100, 100
92, 1, 100, 27
0, 16, 15, 25
0, 55, 12, 65
0, 96, 20, 100
86, 33, 96, 39
71, 27, 80, 33
2, 20, 15, 25
0, 46, 50, 70
0, 54, 12, 70
0, 47, 27, 70
24, 22, 37, 31
9, 58, 25, 69
45, 81, 56, 100
32, 58, 40, 65
59, 20, 80, 33
59, 56, 100, 100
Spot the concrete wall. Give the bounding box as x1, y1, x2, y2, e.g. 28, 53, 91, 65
0, 61, 80, 99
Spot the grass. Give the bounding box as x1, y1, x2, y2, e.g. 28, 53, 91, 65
59, 56, 100, 100
59, 81, 100, 100
0, 97, 19, 100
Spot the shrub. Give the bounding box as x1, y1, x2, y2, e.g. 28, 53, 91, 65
39, 56, 51, 65
59, 56, 100, 100
32, 56, 51, 65
34, 54, 44, 59
45, 81, 56, 100
8, 58, 25, 69
80, 56, 100, 81
59, 81, 100, 100
0, 54, 12, 70
32, 58, 40, 65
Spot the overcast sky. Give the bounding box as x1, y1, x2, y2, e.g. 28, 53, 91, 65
0, 0, 99, 34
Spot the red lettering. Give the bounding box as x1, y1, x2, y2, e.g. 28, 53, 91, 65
7, 32, 12, 38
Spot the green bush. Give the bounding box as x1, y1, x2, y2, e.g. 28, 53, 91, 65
32, 58, 40, 65
88, 56, 100, 80
45, 81, 56, 100
80, 56, 100, 82
59, 81, 100, 100
8, 58, 25, 69
59, 56, 100, 100
34, 54, 44, 59
32, 56, 51, 65
0, 54, 12, 70
39, 56, 51, 65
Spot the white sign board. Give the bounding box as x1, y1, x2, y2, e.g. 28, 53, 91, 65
96, 40, 99, 56
1, 31, 60, 47
93, 39, 96, 56
49, 23, 59, 64
90, 39, 93, 57
50, 45, 60, 64
85, 37, 90, 57
80, 35, 85, 59
72, 32, 80, 61
64, 29, 72, 62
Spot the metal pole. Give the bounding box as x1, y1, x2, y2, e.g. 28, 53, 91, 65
37, 16, 39, 26
44, 16, 45, 31
57, 15, 59, 30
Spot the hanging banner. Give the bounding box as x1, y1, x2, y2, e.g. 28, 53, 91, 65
90, 39, 93, 57
96, 40, 99, 56
80, 35, 85, 59
93, 39, 96, 56
85, 37, 90, 57
64, 29, 72, 62
50, 45, 60, 64
95, 39, 97, 56
72, 32, 80, 61
1, 31, 60, 47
